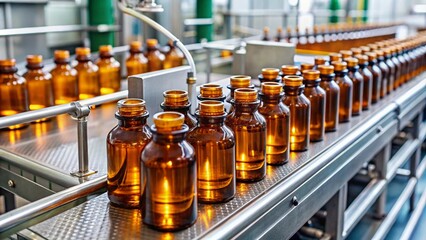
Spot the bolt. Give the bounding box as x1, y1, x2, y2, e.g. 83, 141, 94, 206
8, 180, 15, 188
292, 196, 299, 206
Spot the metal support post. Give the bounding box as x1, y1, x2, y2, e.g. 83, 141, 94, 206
4, 3, 14, 58
69, 102, 97, 178
0, 188, 16, 212
409, 113, 422, 211
325, 184, 346, 240
206, 48, 212, 83
374, 143, 391, 219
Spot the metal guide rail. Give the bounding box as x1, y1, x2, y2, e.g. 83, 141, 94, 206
0, 73, 424, 239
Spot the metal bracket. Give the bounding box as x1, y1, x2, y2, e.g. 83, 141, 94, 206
69, 102, 97, 178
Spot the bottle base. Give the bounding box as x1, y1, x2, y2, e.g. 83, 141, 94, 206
143, 218, 197, 232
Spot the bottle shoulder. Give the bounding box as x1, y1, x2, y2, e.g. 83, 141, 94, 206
142, 140, 195, 166
107, 125, 152, 144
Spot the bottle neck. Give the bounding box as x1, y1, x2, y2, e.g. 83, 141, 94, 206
259, 93, 282, 103
161, 104, 191, 116
348, 66, 359, 73
115, 113, 148, 128
26, 63, 43, 70
334, 70, 348, 77
303, 79, 320, 87
284, 85, 304, 96
76, 55, 91, 62
233, 101, 260, 113
368, 60, 377, 66
0, 66, 18, 74
196, 114, 226, 126
359, 63, 368, 69
197, 95, 226, 102
320, 73, 335, 81
151, 126, 188, 143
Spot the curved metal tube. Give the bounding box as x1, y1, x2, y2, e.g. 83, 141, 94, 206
117, 0, 197, 112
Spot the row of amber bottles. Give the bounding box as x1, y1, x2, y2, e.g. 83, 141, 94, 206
126, 39, 184, 77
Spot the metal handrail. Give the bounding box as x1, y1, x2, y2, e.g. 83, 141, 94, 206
0, 24, 120, 37
0, 176, 106, 235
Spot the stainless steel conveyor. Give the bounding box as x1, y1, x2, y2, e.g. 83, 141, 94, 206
0, 71, 425, 239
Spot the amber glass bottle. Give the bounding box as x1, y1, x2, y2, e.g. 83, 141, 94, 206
164, 40, 184, 69
354, 54, 373, 110
146, 39, 165, 71
225, 75, 253, 113
319, 65, 339, 132
97, 45, 121, 95
187, 101, 235, 203
74, 47, 100, 100
351, 48, 362, 56
303, 70, 325, 142
107, 99, 152, 208
329, 53, 342, 63
161, 90, 197, 130
141, 112, 196, 231
340, 50, 353, 59
126, 41, 148, 76
345, 57, 363, 116
198, 83, 225, 103
50, 50, 78, 104
258, 82, 290, 165
314, 57, 327, 69
282, 76, 310, 151
365, 52, 382, 104
396, 45, 407, 85
375, 50, 389, 98
225, 88, 266, 182
281, 65, 300, 78
23, 55, 54, 112
300, 63, 314, 72
262, 26, 270, 41
383, 48, 395, 94
275, 27, 283, 42
0, 59, 29, 129
390, 46, 401, 89
332, 61, 353, 123
258, 68, 281, 84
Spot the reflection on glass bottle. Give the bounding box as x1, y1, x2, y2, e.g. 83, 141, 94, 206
225, 88, 266, 182
126, 41, 148, 77
197, 83, 226, 103
332, 61, 353, 123
303, 70, 325, 142
0, 59, 29, 129
146, 39, 165, 72
141, 112, 196, 231
383, 48, 395, 94
97, 45, 121, 95
161, 89, 196, 130
107, 99, 152, 208
75, 47, 100, 100
50, 50, 78, 104
23, 55, 54, 114
258, 68, 281, 85
258, 82, 290, 165
282, 76, 310, 151
390, 46, 401, 89
187, 101, 235, 203
164, 40, 184, 69
354, 54, 373, 110
319, 65, 339, 132
225, 75, 253, 114
375, 50, 389, 99
396, 45, 407, 86
366, 52, 382, 104
345, 57, 363, 116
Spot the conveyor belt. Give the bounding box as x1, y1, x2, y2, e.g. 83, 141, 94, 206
18, 75, 425, 239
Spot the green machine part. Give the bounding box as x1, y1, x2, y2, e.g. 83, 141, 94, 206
329, 0, 340, 23
362, 0, 369, 23
196, 0, 213, 42
88, 0, 115, 52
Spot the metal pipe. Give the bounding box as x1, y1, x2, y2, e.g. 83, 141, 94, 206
0, 176, 106, 233
400, 186, 426, 240
0, 90, 127, 129
386, 139, 419, 180
116, 1, 197, 112
343, 179, 387, 237
77, 117, 89, 173
372, 177, 417, 240
0, 24, 120, 37
416, 154, 426, 179
4, 3, 14, 58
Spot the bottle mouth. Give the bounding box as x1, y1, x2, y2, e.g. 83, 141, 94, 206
283, 75, 304, 87
302, 70, 320, 81
26, 55, 43, 65
200, 84, 223, 98
318, 65, 334, 75
261, 68, 279, 80
199, 100, 225, 116
117, 98, 147, 117
234, 88, 258, 102
300, 63, 314, 72
230, 75, 251, 88
153, 111, 185, 131
331, 61, 347, 71
163, 89, 189, 106
261, 82, 283, 95
281, 65, 299, 75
